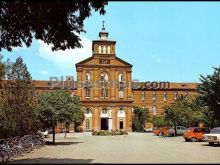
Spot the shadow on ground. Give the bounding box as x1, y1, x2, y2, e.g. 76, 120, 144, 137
8, 158, 94, 164
46, 141, 83, 146
201, 144, 220, 147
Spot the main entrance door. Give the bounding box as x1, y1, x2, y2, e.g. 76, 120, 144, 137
101, 118, 108, 130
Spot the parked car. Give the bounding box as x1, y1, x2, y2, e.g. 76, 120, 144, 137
153, 127, 169, 136
183, 127, 210, 142
203, 127, 220, 146
144, 127, 153, 132
169, 126, 187, 136
55, 127, 63, 133
153, 127, 160, 136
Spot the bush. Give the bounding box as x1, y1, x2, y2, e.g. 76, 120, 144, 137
92, 130, 128, 136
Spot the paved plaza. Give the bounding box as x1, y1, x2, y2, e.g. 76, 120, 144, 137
9, 132, 220, 164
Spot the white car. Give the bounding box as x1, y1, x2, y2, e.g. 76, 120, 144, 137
144, 127, 153, 132
203, 127, 220, 145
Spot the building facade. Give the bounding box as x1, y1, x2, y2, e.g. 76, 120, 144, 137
33, 24, 198, 132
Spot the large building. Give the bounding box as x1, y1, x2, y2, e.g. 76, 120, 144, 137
33, 24, 198, 132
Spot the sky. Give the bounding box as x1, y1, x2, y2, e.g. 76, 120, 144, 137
2, 2, 220, 83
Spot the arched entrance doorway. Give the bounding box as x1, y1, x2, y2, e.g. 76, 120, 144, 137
100, 108, 112, 130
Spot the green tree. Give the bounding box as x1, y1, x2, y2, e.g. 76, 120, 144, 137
163, 95, 212, 136
0, 57, 37, 137
0, 0, 107, 52
152, 115, 171, 128
132, 106, 149, 132
64, 95, 84, 137
197, 67, 220, 127
36, 90, 82, 143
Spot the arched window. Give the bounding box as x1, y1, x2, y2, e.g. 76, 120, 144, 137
117, 108, 125, 117
101, 72, 108, 98
118, 73, 124, 98
102, 108, 108, 114
107, 46, 110, 53
86, 119, 90, 130
103, 46, 106, 53
98, 46, 102, 53
118, 73, 124, 82
85, 108, 91, 114
85, 73, 91, 81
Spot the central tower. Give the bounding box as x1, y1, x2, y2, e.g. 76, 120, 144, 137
76, 22, 133, 132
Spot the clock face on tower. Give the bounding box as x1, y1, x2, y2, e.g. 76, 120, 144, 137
99, 59, 110, 64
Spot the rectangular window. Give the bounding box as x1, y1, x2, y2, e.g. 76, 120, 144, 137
163, 92, 167, 101
85, 88, 90, 98
105, 88, 108, 97
141, 92, 145, 101
101, 88, 105, 98
153, 92, 156, 101
119, 90, 124, 98
174, 92, 178, 100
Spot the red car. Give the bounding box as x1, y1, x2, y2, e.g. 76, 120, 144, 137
183, 127, 210, 142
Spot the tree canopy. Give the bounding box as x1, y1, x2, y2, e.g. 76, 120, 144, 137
132, 106, 150, 132
197, 67, 220, 127
0, 57, 37, 137
36, 90, 82, 143
0, 0, 107, 52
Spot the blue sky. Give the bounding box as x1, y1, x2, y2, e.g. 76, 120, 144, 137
2, 2, 220, 82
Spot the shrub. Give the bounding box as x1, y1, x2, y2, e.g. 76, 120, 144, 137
92, 130, 128, 136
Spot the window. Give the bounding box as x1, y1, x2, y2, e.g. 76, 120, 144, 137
102, 109, 108, 114
107, 46, 110, 53
98, 46, 101, 53
153, 92, 156, 101
119, 109, 124, 114
118, 73, 124, 82
100, 72, 108, 98
85, 73, 90, 81
174, 92, 178, 100
85, 88, 90, 98
152, 106, 157, 115
119, 90, 124, 98
142, 92, 145, 101
163, 92, 167, 101
86, 119, 90, 130
105, 88, 108, 97
85, 108, 91, 114
101, 88, 105, 98
103, 46, 106, 53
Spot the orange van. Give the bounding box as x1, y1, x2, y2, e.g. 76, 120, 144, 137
183, 127, 210, 142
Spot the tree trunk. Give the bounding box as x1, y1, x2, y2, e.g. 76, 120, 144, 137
173, 120, 177, 137
52, 126, 55, 144
64, 127, 67, 138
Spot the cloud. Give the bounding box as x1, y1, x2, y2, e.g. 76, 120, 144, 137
38, 36, 92, 75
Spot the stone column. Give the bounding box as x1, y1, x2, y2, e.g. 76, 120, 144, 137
94, 107, 100, 131
126, 106, 132, 131
94, 69, 99, 100
112, 107, 117, 130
